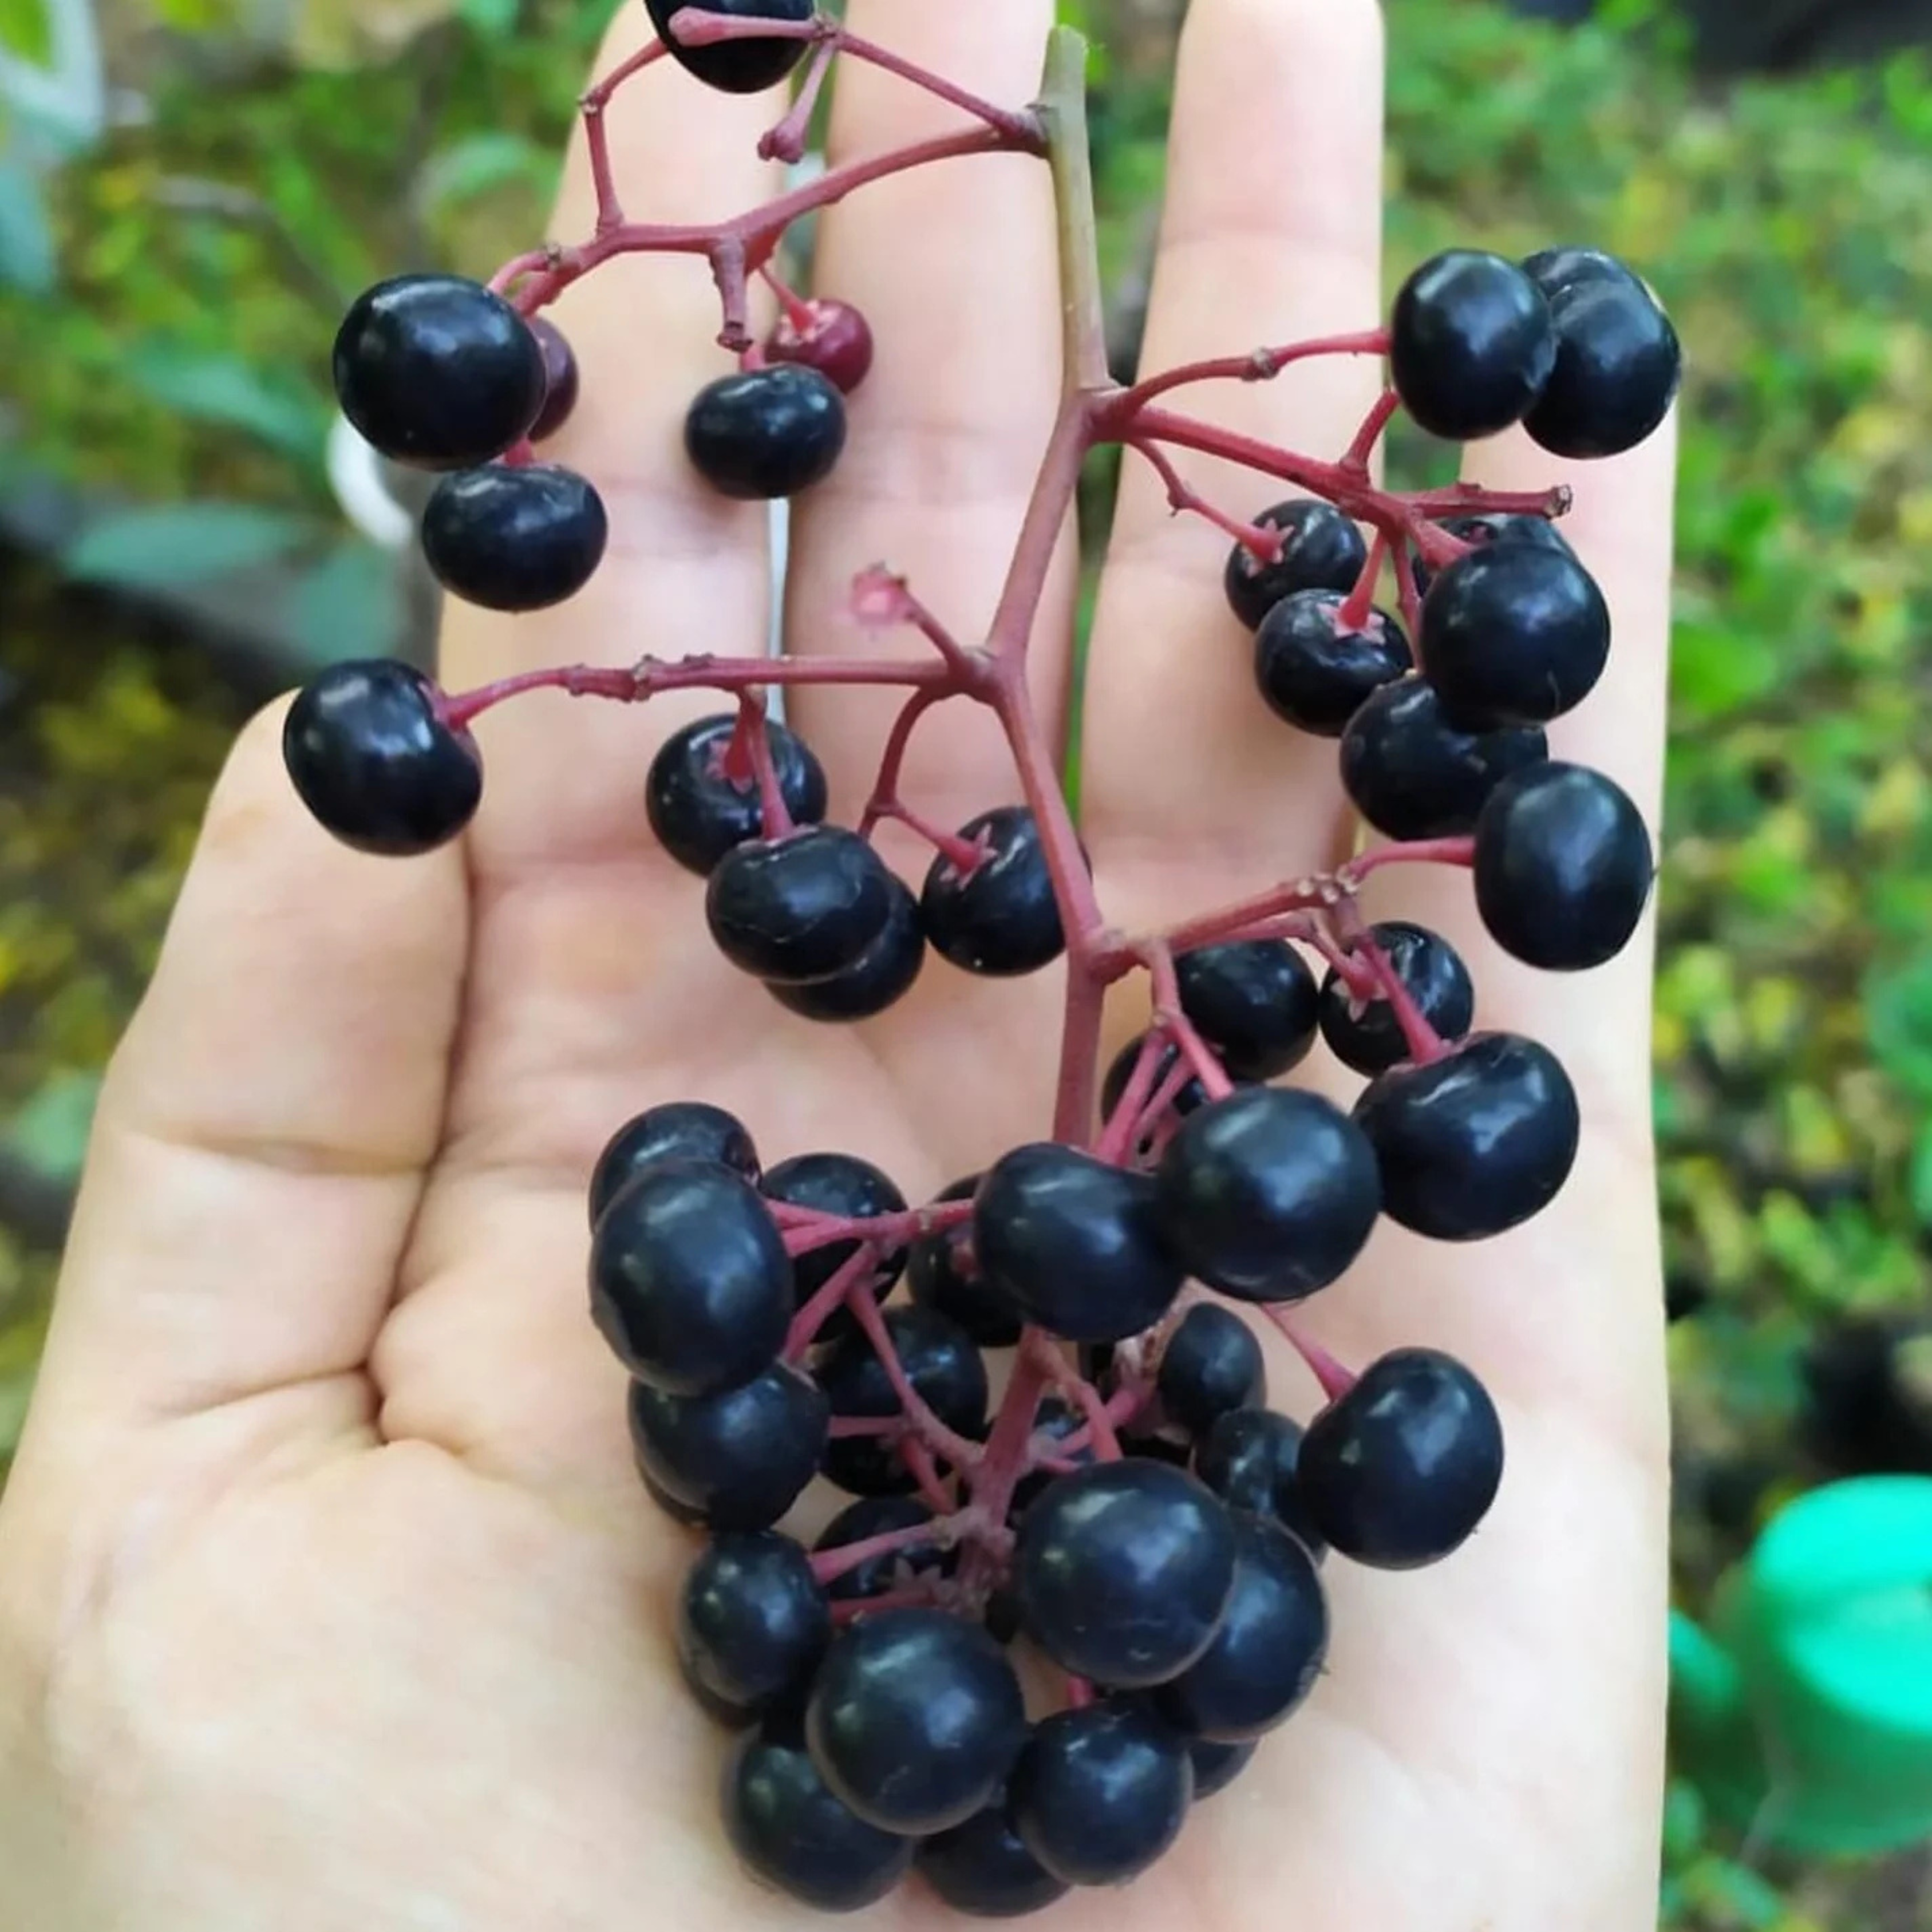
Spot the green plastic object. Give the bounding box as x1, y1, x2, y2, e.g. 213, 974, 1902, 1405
1668, 1475, 1932, 1854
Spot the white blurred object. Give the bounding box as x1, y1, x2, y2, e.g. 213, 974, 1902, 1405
327, 411, 416, 550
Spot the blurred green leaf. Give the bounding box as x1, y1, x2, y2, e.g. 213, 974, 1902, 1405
459, 0, 523, 38
0, 156, 55, 293
7, 1068, 98, 1180
61, 503, 314, 589
124, 345, 330, 467
283, 536, 406, 663
418, 130, 557, 215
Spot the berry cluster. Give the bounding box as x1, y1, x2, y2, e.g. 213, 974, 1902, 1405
282, 7, 1678, 1916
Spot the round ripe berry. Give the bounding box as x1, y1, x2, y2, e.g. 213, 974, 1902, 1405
1340, 677, 1548, 841
1175, 939, 1321, 1082
1156, 1304, 1267, 1440
1100, 1034, 1212, 1125
907, 1175, 1024, 1349
333, 274, 544, 469
1253, 589, 1413, 738
768, 876, 926, 1023
919, 807, 1064, 978
685, 362, 847, 500
1521, 244, 1641, 303
628, 1364, 827, 1532
1389, 249, 1557, 442
1187, 1733, 1257, 1800
762, 1149, 909, 1338
812, 1496, 950, 1604
283, 659, 481, 856
916, 1797, 1069, 1917
1411, 509, 1575, 601
1474, 761, 1654, 970
1527, 275, 1681, 460
1317, 920, 1475, 1077
1298, 1347, 1506, 1568
1353, 1032, 1580, 1241
1009, 1702, 1194, 1886
765, 297, 875, 396
974, 1145, 1183, 1345
1152, 1514, 1328, 1741
815, 1306, 989, 1496
721, 1722, 914, 1912
645, 0, 813, 94
806, 1609, 1028, 1835
1195, 1406, 1326, 1556
639, 1465, 706, 1529
1223, 499, 1369, 632
587, 1099, 760, 1229
1013, 1459, 1236, 1688
526, 316, 579, 442
705, 825, 895, 985
420, 463, 607, 613
588, 1159, 792, 1395
1420, 542, 1610, 729
1154, 1088, 1381, 1303
678, 1531, 829, 1718
646, 712, 829, 878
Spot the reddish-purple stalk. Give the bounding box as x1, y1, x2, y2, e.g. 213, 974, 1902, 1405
1262, 1304, 1358, 1404
1350, 926, 1449, 1065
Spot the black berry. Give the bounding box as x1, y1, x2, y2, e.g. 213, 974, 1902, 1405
646, 0, 813, 94
678, 1531, 829, 1718
1156, 1304, 1267, 1440
1100, 1034, 1212, 1127
1175, 939, 1320, 1081
815, 1307, 989, 1496
768, 876, 927, 1022
705, 825, 895, 985
1009, 1702, 1194, 1887
420, 462, 607, 612
1187, 1733, 1257, 1800
1522, 244, 1640, 303
1317, 921, 1475, 1076
766, 297, 875, 395
1223, 499, 1369, 631
1195, 1406, 1326, 1556
628, 1364, 826, 1531
1389, 249, 1556, 441
588, 1099, 760, 1228
916, 1797, 1069, 1917
646, 712, 828, 876
1340, 677, 1547, 841
686, 363, 847, 499
907, 1175, 1024, 1349
1253, 589, 1413, 737
526, 315, 579, 441
919, 807, 1065, 977
812, 1496, 950, 1603
1526, 275, 1681, 460
762, 1149, 909, 1340
1411, 509, 1575, 601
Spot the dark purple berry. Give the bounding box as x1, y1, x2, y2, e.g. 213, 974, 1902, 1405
640, 1465, 707, 1529
1475, 761, 1654, 971
678, 1531, 829, 1718
1195, 1406, 1325, 1556
1155, 1088, 1381, 1303
283, 659, 480, 857
766, 297, 875, 395
588, 1100, 760, 1228
768, 876, 926, 1022
646, 0, 813, 94
907, 1175, 1023, 1349
588, 1159, 791, 1395
1156, 1305, 1267, 1440
1353, 1032, 1579, 1241
919, 807, 1064, 977
762, 1150, 908, 1337
1298, 1347, 1506, 1567
1100, 1034, 1212, 1127
333, 273, 544, 469
974, 1145, 1183, 1345
685, 363, 846, 499
1317, 920, 1475, 1077
1526, 275, 1681, 459
526, 316, 579, 441
705, 825, 895, 985
1009, 1702, 1194, 1886
420, 462, 606, 612
1175, 939, 1320, 1082
628, 1364, 827, 1531
916, 1797, 1069, 1917
1340, 677, 1548, 841
646, 712, 828, 877
815, 1307, 989, 1496
1411, 509, 1576, 601
812, 1496, 949, 1603
1187, 1733, 1257, 1799
1389, 249, 1556, 442
1253, 589, 1413, 737
1522, 244, 1641, 303
1223, 498, 1369, 631
1013, 1459, 1236, 1688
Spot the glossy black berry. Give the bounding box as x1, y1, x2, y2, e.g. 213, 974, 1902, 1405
974, 1145, 1184, 1345
1195, 1406, 1325, 1555
916, 1797, 1070, 1917
1013, 1459, 1237, 1688
283, 659, 481, 856
640, 1465, 707, 1529
1298, 1348, 1506, 1567
1156, 1305, 1267, 1440
907, 1175, 1023, 1349
685, 363, 846, 499
812, 1497, 950, 1604
1152, 1514, 1328, 1740
762, 1151, 910, 1336
1223, 499, 1369, 631
420, 463, 607, 612
1009, 1702, 1194, 1886
1253, 589, 1414, 737
1340, 677, 1548, 841
628, 1364, 827, 1531
1317, 920, 1475, 1077
815, 1307, 989, 1496
705, 825, 895, 985
768, 876, 927, 1022
1474, 761, 1654, 970
1526, 275, 1681, 460
646, 712, 828, 876
588, 1159, 791, 1395
1155, 1088, 1381, 1303
1420, 541, 1610, 728
1411, 510, 1575, 601
333, 273, 544, 469
1187, 1733, 1257, 1800
1176, 940, 1320, 1082
526, 316, 579, 441
1522, 244, 1641, 303
587, 1100, 760, 1228
722, 1722, 914, 1913
1353, 1032, 1580, 1241
645, 0, 813, 94
806, 1609, 1027, 1835
1389, 249, 1556, 441
919, 807, 1064, 977
1100, 1034, 1211, 1127
678, 1531, 829, 1718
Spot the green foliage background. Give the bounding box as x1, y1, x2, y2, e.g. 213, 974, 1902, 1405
1, 2, 1929, 1923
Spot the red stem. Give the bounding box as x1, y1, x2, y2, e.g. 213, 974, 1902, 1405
847, 1282, 985, 1469
1140, 942, 1234, 1102
1350, 927, 1448, 1065
1125, 438, 1287, 558
1117, 328, 1390, 413
1095, 1031, 1167, 1164
899, 1439, 959, 1518
809, 1516, 952, 1587
832, 1585, 945, 1623
877, 802, 984, 874
1336, 525, 1388, 634
730, 693, 794, 838
759, 35, 838, 165
859, 689, 947, 837
783, 1242, 883, 1361
1340, 386, 1402, 473
756, 262, 818, 334
1261, 1305, 1358, 1404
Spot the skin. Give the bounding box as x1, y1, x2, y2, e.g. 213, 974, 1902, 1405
0, 2, 1674, 1927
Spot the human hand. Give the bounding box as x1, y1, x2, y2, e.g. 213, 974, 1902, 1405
0, 2, 1675, 1927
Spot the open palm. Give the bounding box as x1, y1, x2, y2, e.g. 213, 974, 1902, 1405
0, 3, 1675, 1927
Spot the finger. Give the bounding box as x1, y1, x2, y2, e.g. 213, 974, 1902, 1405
19, 704, 467, 1444
785, 1, 1073, 833
440, 8, 784, 876
1082, 0, 1387, 929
